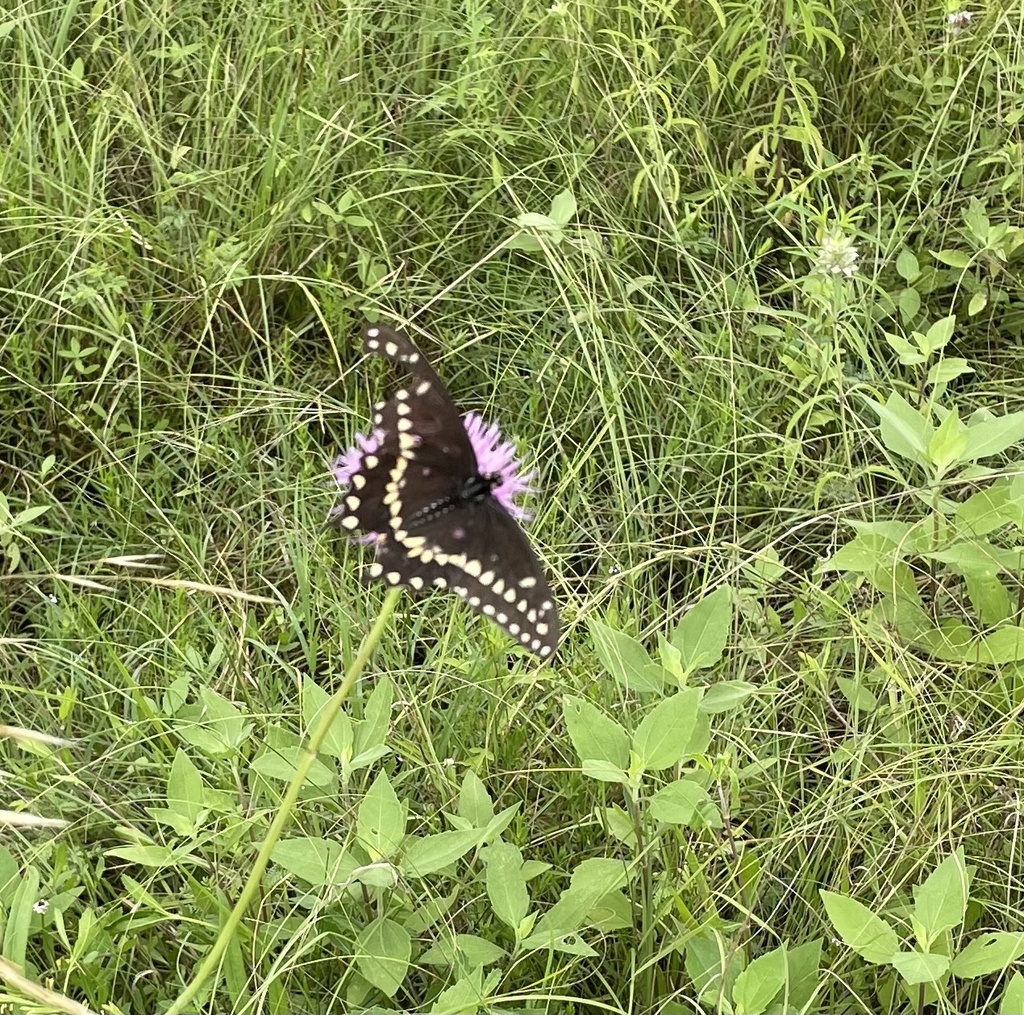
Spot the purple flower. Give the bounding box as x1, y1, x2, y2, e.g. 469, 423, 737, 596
461, 412, 533, 520
331, 413, 534, 533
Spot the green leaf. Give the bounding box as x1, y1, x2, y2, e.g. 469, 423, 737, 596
302, 676, 352, 760
401, 829, 484, 877
732, 944, 787, 1015
484, 842, 529, 930
561, 695, 630, 770
420, 933, 506, 968
923, 314, 956, 353
896, 249, 920, 282
897, 288, 922, 327
968, 291, 988, 316
820, 891, 899, 963
271, 837, 356, 886
961, 411, 1024, 462
430, 966, 495, 1015
458, 770, 494, 827
649, 779, 708, 824
913, 848, 968, 945
580, 759, 629, 783
685, 931, 745, 1000
932, 249, 971, 269
355, 917, 411, 998
3, 864, 38, 967
353, 675, 393, 760
167, 749, 205, 821
823, 533, 891, 574
955, 483, 1020, 535
105, 845, 202, 867
357, 771, 406, 859
784, 938, 824, 1009
700, 680, 756, 713
835, 676, 877, 712
864, 392, 932, 464
952, 932, 1024, 977
927, 405, 967, 476
671, 585, 733, 672
588, 619, 662, 691
891, 950, 950, 984
250, 747, 334, 787
999, 971, 1024, 1014
980, 625, 1024, 664
549, 188, 577, 226
927, 358, 974, 386
633, 689, 701, 769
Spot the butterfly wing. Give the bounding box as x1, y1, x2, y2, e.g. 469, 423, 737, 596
370, 498, 559, 658
344, 322, 559, 659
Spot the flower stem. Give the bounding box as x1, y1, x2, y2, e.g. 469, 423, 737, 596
166, 587, 403, 1015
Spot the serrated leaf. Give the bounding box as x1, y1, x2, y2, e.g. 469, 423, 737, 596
820, 891, 898, 963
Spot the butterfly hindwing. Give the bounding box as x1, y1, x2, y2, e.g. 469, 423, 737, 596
369, 498, 558, 657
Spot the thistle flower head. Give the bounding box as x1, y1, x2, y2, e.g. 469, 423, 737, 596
461, 412, 533, 520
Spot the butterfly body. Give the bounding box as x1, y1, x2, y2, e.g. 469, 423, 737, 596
335, 324, 559, 659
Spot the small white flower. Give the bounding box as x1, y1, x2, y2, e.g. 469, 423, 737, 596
948, 10, 973, 33
813, 230, 859, 278
33, 899, 49, 914
548, 1, 567, 14
443, 757, 456, 768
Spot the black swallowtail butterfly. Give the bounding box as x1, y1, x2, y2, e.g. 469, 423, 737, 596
335, 324, 559, 659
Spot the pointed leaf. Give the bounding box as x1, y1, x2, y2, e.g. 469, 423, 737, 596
400, 829, 483, 877
484, 841, 529, 930
913, 848, 968, 944
950, 932, 1024, 978
961, 411, 1024, 462
999, 971, 1024, 1014
633, 689, 701, 770
820, 891, 898, 963
562, 696, 630, 769
732, 943, 787, 1015
671, 586, 733, 672
589, 619, 662, 691
891, 950, 950, 984
271, 837, 357, 886
864, 393, 932, 464
357, 771, 405, 859
355, 917, 411, 998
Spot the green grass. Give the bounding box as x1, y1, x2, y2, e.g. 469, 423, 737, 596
4, 0, 1024, 1011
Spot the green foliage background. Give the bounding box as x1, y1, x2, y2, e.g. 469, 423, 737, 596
3, 0, 1024, 1011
